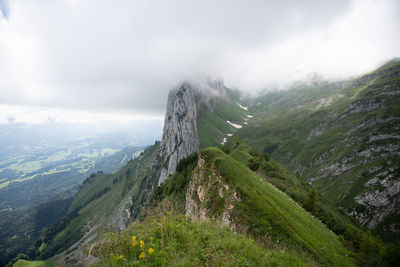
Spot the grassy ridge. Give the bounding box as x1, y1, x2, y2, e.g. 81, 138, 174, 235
225, 139, 355, 235
91, 215, 311, 266
145, 145, 355, 266
200, 148, 355, 266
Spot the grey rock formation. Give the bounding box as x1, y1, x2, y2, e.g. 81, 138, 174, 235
158, 82, 200, 185
157, 79, 228, 185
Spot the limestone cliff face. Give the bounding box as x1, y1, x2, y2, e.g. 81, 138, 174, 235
158, 79, 227, 185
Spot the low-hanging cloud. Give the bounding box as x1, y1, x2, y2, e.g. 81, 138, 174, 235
0, 0, 399, 119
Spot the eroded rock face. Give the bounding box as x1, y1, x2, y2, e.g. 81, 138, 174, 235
158, 79, 228, 185
158, 83, 200, 185
351, 166, 400, 229
185, 156, 239, 227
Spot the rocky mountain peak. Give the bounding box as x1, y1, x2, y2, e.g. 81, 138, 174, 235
157, 79, 227, 185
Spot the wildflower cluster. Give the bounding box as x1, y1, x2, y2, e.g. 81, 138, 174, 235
109, 253, 124, 261
132, 235, 138, 247
133, 235, 155, 260
126, 234, 155, 261
99, 233, 156, 265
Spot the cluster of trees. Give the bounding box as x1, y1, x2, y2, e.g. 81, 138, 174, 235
247, 148, 271, 171
26, 206, 81, 260
23, 183, 112, 263
341, 222, 400, 266
83, 170, 104, 185
0, 198, 73, 267
176, 153, 198, 173
153, 152, 198, 204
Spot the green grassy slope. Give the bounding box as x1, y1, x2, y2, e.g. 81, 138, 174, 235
27, 143, 162, 263
150, 147, 355, 266
197, 89, 248, 148
13, 259, 55, 267
91, 214, 312, 267
236, 60, 400, 240
225, 139, 356, 234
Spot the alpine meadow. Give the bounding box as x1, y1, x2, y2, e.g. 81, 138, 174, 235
0, 0, 399, 266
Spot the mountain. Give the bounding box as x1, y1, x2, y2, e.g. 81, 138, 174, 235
13, 64, 400, 266
21, 79, 243, 265
91, 145, 355, 266
236, 59, 400, 241
149, 145, 355, 266
158, 79, 246, 184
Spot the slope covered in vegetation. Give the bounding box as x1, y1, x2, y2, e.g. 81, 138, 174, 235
91, 214, 312, 266
197, 89, 248, 148
236, 59, 400, 241
24, 143, 162, 265
95, 146, 356, 266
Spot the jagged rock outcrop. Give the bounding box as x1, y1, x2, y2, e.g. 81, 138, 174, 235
158, 79, 228, 185
185, 155, 240, 227
158, 83, 200, 185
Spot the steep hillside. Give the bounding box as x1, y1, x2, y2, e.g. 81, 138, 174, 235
26, 143, 162, 265
223, 138, 356, 234
133, 147, 355, 266
21, 79, 243, 265
17, 73, 398, 266
0, 146, 144, 267
197, 86, 248, 148
237, 59, 400, 241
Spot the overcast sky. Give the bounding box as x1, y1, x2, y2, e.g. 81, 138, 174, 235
0, 0, 399, 124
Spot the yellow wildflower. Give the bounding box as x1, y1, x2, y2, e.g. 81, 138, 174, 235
117, 255, 124, 260
139, 252, 146, 259
132, 236, 138, 247
148, 247, 155, 255
140, 240, 145, 249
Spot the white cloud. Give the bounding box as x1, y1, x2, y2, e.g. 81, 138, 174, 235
0, 0, 398, 122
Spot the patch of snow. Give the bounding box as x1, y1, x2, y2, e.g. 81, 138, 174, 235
227, 134, 233, 136
247, 115, 253, 118
256, 102, 262, 105
310, 97, 333, 111
221, 137, 227, 145
227, 121, 242, 129
237, 103, 248, 111
244, 122, 248, 125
